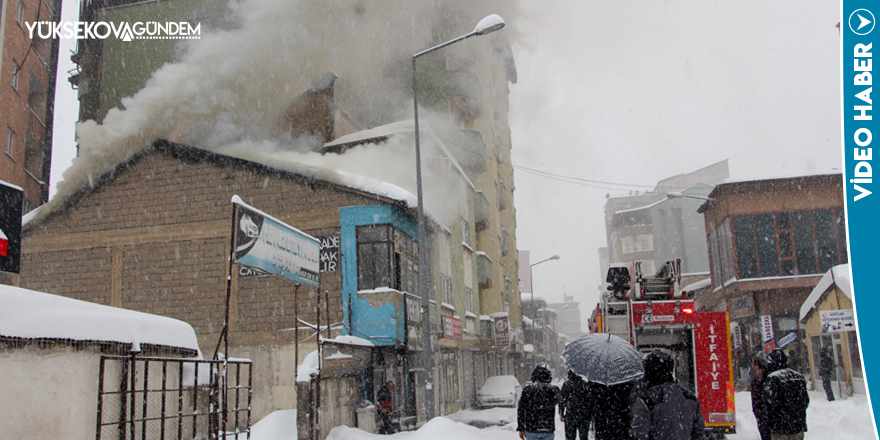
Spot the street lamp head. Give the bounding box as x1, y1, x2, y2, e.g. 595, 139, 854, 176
666, 192, 683, 200
474, 14, 506, 35
549, 254, 560, 260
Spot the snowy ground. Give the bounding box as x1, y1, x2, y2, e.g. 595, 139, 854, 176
249, 390, 876, 440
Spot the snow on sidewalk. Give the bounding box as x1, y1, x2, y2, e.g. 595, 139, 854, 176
249, 390, 875, 440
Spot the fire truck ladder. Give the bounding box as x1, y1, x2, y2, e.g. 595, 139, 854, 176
601, 295, 634, 342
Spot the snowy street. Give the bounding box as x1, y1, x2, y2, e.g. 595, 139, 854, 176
250, 390, 875, 440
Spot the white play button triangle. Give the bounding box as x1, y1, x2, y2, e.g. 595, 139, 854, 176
858, 13, 872, 30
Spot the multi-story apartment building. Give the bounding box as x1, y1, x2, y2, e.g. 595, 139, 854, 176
603, 161, 729, 277
0, 0, 61, 211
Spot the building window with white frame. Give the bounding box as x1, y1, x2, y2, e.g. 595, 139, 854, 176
5, 129, 14, 157
465, 287, 473, 312
15, 1, 25, 25
441, 275, 453, 305
461, 218, 470, 246
11, 63, 20, 91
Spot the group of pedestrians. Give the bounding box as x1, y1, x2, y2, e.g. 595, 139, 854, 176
517, 351, 703, 440
519, 348, 811, 440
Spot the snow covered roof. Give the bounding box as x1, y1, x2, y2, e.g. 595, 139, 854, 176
322, 120, 413, 150
0, 284, 201, 353
800, 264, 852, 321
321, 335, 374, 347
682, 278, 712, 292
614, 197, 667, 215
32, 140, 421, 228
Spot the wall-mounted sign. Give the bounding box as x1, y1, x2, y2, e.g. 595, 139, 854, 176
0, 181, 22, 274
820, 309, 856, 333
238, 265, 270, 279
231, 196, 320, 286
318, 234, 340, 272
730, 295, 756, 319
443, 315, 462, 341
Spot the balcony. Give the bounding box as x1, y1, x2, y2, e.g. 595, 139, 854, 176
477, 252, 493, 289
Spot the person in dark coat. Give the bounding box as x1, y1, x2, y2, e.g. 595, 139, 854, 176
517, 364, 560, 440
819, 346, 836, 401
763, 348, 809, 440
559, 370, 592, 440
750, 355, 770, 440
589, 380, 637, 440
376, 381, 395, 434
630, 351, 705, 440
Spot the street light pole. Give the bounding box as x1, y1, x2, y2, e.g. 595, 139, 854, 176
528, 254, 560, 365
412, 14, 505, 421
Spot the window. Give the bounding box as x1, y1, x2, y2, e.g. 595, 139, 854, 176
501, 230, 509, 256
441, 275, 453, 305
357, 225, 391, 290
358, 224, 421, 294
465, 287, 473, 312
15, 1, 24, 25
461, 218, 470, 246
730, 210, 847, 279
11, 63, 20, 91
5, 129, 13, 157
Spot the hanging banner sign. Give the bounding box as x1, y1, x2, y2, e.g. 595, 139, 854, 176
731, 322, 742, 350
493, 315, 509, 346
0, 181, 22, 274
778, 332, 798, 348
231, 195, 320, 286
761, 315, 775, 352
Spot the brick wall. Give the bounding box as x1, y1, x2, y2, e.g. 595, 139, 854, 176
19, 143, 402, 418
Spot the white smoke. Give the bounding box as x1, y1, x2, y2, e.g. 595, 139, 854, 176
51, 0, 517, 226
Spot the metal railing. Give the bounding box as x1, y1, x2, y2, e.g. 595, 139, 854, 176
96, 355, 252, 440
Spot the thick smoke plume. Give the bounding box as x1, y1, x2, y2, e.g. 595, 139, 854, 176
51, 0, 518, 226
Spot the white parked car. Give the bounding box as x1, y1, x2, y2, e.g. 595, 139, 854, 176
476, 375, 522, 408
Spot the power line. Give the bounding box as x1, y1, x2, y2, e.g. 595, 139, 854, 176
512, 164, 656, 192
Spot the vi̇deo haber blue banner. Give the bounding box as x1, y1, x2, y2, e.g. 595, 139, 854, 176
843, 2, 880, 437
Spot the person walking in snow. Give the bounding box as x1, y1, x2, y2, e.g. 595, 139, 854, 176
750, 355, 770, 440
819, 346, 836, 401
517, 363, 560, 440
376, 381, 395, 434
559, 370, 592, 440
589, 381, 637, 440
630, 351, 705, 440
763, 348, 809, 440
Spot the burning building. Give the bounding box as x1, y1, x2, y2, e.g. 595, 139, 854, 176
21, 0, 522, 434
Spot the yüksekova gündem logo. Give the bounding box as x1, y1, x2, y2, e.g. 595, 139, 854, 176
26, 21, 201, 41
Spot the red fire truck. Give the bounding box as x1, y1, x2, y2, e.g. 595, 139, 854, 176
598, 260, 736, 437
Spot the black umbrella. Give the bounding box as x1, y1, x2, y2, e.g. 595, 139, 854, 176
563, 333, 644, 385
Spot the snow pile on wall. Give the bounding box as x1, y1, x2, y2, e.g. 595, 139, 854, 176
0, 284, 201, 353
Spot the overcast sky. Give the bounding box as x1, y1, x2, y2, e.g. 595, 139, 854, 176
50, 1, 842, 327
508, 1, 842, 318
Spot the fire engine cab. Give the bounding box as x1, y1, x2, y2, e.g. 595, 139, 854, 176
599, 260, 736, 437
